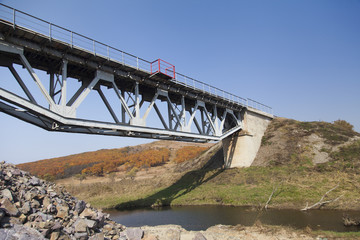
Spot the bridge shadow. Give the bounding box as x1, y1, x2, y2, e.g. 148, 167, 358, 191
115, 146, 225, 210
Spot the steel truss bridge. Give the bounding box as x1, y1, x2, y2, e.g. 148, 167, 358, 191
0, 4, 272, 143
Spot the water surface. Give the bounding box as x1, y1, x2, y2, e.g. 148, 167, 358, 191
106, 205, 360, 232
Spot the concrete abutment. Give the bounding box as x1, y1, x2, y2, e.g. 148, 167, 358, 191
222, 109, 273, 168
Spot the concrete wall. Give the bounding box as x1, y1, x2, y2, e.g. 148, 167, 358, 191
222, 109, 272, 168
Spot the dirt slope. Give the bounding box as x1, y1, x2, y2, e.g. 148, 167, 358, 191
253, 117, 360, 166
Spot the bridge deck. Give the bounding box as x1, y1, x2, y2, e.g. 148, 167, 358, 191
0, 4, 272, 142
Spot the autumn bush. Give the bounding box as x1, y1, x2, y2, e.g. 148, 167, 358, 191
174, 146, 208, 163
18, 147, 170, 179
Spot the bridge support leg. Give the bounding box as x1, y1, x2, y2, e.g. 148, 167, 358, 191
222, 110, 272, 168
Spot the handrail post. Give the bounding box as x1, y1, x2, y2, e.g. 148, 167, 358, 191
71, 31, 73, 48
13, 9, 15, 29
93, 40, 95, 56
107, 46, 110, 60
49, 23, 52, 41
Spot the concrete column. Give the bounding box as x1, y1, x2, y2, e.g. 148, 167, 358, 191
222, 110, 272, 168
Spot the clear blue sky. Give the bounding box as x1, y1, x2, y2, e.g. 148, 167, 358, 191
0, 0, 359, 164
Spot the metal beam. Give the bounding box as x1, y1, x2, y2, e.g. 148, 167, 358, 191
97, 87, 120, 123
8, 65, 37, 104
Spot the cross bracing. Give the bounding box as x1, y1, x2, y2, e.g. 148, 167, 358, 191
0, 4, 273, 142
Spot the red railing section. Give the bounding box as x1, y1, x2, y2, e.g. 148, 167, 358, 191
150, 59, 175, 79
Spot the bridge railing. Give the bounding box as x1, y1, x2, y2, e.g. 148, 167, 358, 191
0, 3, 273, 115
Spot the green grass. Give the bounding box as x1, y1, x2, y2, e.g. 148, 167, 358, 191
64, 162, 360, 211
62, 119, 360, 211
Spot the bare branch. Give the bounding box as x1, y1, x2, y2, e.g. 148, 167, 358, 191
301, 184, 342, 211
264, 185, 279, 210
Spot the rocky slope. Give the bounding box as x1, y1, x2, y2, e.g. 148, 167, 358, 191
0, 161, 135, 239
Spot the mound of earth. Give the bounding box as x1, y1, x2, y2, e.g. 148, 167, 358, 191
253, 118, 360, 166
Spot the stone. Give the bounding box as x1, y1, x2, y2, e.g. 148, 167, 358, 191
73, 218, 88, 232
24, 191, 34, 201
47, 203, 57, 213
50, 231, 60, 240
63, 227, 74, 235
56, 204, 69, 219
29, 176, 41, 186
14, 201, 21, 208
2, 189, 13, 201
75, 200, 86, 214
89, 232, 104, 240
43, 196, 52, 209
96, 211, 106, 227
37, 212, 54, 221
32, 199, 41, 208
52, 221, 62, 231
85, 218, 97, 229
1, 198, 20, 216
126, 227, 144, 240
0, 224, 46, 239
10, 168, 22, 176
80, 207, 97, 219
19, 213, 27, 223
58, 233, 72, 240
0, 208, 5, 220
39, 228, 51, 237
74, 232, 88, 240
20, 201, 31, 214
142, 234, 158, 240
193, 232, 207, 240
103, 223, 114, 232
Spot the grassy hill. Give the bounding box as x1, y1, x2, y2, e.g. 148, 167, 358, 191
18, 118, 360, 211
17, 141, 212, 181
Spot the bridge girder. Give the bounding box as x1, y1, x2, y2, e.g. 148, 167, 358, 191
0, 36, 244, 142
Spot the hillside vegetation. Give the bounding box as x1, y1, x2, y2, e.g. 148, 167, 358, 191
19, 118, 360, 211
17, 141, 210, 181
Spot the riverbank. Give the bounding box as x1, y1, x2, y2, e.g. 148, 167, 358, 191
59, 118, 360, 211
62, 162, 360, 211
140, 224, 360, 240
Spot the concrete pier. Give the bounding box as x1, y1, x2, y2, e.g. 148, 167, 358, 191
222, 109, 272, 168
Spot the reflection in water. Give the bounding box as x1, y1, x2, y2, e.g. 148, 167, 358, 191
106, 206, 360, 232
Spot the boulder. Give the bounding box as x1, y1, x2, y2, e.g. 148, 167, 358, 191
193, 232, 207, 240
1, 198, 20, 216
56, 204, 69, 219
0, 224, 45, 239
29, 176, 41, 186
74, 232, 88, 240
80, 207, 97, 219
89, 232, 104, 240
75, 200, 86, 214
2, 189, 13, 201
73, 218, 88, 233
126, 227, 144, 240
85, 218, 97, 229
43, 196, 51, 209
20, 201, 31, 215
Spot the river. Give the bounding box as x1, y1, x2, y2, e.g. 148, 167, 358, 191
105, 206, 360, 232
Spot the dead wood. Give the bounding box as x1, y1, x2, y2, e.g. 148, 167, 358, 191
301, 184, 343, 211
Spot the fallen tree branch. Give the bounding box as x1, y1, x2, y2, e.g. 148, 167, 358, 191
301, 184, 343, 211
264, 185, 279, 210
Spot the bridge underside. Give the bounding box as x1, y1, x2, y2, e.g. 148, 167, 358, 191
0, 21, 247, 142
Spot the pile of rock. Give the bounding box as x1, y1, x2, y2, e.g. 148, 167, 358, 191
0, 162, 144, 240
